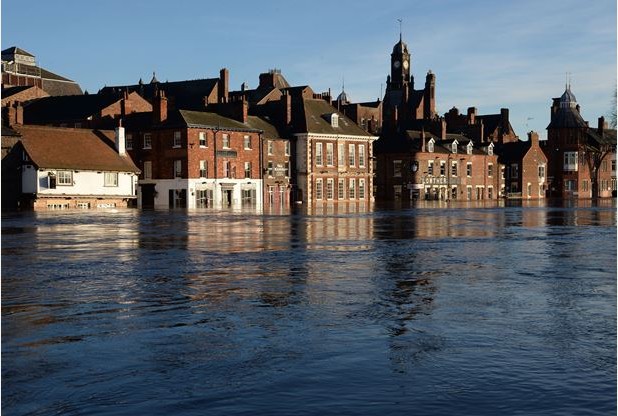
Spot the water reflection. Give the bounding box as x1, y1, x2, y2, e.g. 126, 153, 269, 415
2, 201, 616, 415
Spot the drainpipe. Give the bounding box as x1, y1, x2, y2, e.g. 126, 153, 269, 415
258, 131, 264, 208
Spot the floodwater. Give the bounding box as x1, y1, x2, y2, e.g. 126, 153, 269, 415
2, 200, 616, 415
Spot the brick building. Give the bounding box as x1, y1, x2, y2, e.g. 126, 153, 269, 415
498, 131, 548, 199
375, 129, 500, 201
543, 85, 616, 198
125, 91, 265, 209
2, 47, 82, 96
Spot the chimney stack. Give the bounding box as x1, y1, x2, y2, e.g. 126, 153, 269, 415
528, 131, 539, 146
598, 116, 607, 136
153, 90, 167, 123
115, 121, 126, 155
467, 107, 477, 125
219, 68, 229, 103
280, 93, 292, 126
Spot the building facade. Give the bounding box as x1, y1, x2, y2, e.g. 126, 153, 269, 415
11, 125, 139, 210
544, 86, 617, 198
499, 131, 548, 199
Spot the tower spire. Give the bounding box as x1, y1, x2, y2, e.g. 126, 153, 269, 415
397, 18, 403, 41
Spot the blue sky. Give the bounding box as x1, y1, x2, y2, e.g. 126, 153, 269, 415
2, 0, 616, 138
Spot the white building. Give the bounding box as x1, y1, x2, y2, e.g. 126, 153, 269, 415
15, 125, 140, 210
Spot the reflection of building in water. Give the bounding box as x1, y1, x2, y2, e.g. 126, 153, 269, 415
302, 204, 375, 251
185, 214, 267, 254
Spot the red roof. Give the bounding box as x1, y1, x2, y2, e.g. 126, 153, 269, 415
14, 125, 140, 173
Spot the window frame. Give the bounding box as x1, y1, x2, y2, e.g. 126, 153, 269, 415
104, 172, 119, 187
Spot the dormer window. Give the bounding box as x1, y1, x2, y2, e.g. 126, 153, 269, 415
427, 138, 435, 153
488, 143, 494, 156
330, 113, 339, 128
451, 140, 458, 154
466, 142, 473, 155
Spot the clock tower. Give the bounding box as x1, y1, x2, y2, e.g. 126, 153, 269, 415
390, 33, 411, 89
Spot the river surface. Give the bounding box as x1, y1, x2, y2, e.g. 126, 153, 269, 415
2, 200, 616, 415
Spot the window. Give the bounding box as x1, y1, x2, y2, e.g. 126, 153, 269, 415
393, 160, 402, 177
244, 162, 251, 178
316, 178, 323, 200
428, 160, 434, 175
285, 141, 290, 156
538, 165, 545, 181
173, 131, 181, 148
338, 143, 345, 166
466, 142, 473, 155
488, 163, 494, 177
126, 134, 133, 150
244, 135, 252, 150
612, 159, 616, 172
222, 134, 230, 149
348, 144, 356, 167
326, 179, 334, 199
338, 178, 345, 199
315, 143, 323, 166
467, 186, 472, 200
500, 166, 505, 180
510, 164, 519, 179
199, 160, 207, 178
57, 170, 73, 186
359, 179, 366, 199
285, 162, 291, 177
104, 172, 118, 187
199, 132, 207, 147
466, 162, 472, 177
487, 143, 494, 156
488, 187, 493, 199
223, 161, 231, 178
144, 161, 152, 179
451, 186, 457, 199
427, 139, 435, 153
451, 161, 458, 176
602, 160, 608, 172
440, 161, 446, 176
359, 145, 366, 168
268, 140, 274, 155
565, 179, 577, 191
527, 183, 532, 197
330, 113, 339, 127
174, 160, 182, 178
451, 142, 458, 154
582, 180, 589, 192
349, 178, 356, 199
563, 151, 578, 171
267, 161, 274, 176
326, 143, 334, 166
143, 133, 152, 149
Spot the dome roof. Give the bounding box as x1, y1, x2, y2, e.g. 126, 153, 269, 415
559, 86, 577, 108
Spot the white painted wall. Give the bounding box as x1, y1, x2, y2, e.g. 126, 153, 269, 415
25, 167, 137, 197
141, 178, 263, 209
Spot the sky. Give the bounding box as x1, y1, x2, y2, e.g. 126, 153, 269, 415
2, 0, 616, 139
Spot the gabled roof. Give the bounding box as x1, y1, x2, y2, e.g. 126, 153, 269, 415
244, 116, 286, 140
99, 78, 219, 110
586, 128, 617, 147
24, 94, 122, 123
298, 98, 371, 137
14, 125, 140, 172
2, 124, 20, 137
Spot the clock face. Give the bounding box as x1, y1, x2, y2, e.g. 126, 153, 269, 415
403, 60, 409, 69
393, 60, 401, 69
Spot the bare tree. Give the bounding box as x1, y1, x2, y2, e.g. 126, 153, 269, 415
609, 86, 617, 129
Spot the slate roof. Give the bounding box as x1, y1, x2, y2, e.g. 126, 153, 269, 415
99, 78, 219, 110
1, 124, 20, 137
2, 85, 33, 97
2, 46, 35, 57
14, 125, 140, 172
376, 130, 491, 155
24, 94, 122, 123
244, 116, 286, 140
586, 128, 617, 147
547, 107, 588, 129
299, 98, 371, 137
496, 141, 531, 163
177, 110, 262, 133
